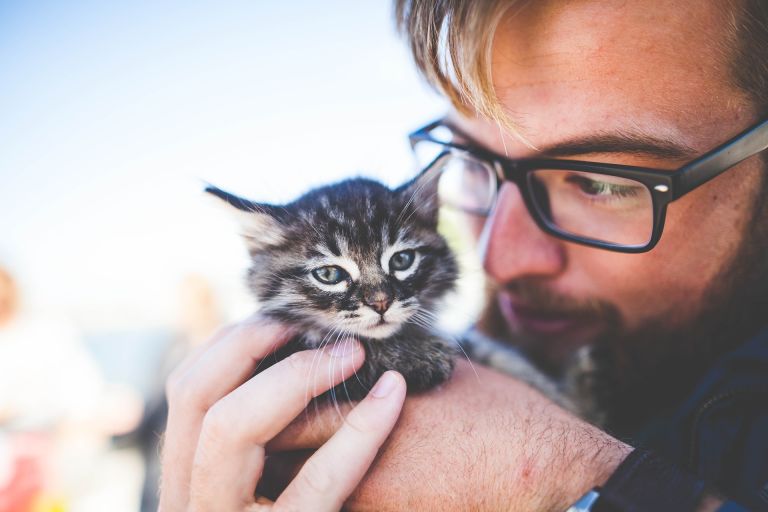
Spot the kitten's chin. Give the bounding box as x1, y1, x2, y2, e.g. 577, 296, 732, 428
356, 321, 402, 339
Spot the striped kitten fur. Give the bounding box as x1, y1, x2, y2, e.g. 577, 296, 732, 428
207, 170, 458, 400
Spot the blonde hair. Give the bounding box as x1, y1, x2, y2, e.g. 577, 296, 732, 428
395, 0, 768, 120
394, 0, 514, 127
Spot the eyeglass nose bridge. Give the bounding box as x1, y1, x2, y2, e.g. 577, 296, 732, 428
493, 159, 510, 185
490, 158, 530, 196
486, 159, 572, 237
455, 158, 519, 217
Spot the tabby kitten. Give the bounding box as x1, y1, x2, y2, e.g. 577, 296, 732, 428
207, 169, 458, 400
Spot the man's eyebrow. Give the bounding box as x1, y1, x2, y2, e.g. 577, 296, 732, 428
536, 131, 699, 160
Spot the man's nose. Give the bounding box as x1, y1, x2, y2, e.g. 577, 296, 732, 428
480, 182, 566, 282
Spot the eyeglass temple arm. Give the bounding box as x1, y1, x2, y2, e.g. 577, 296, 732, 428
675, 118, 768, 198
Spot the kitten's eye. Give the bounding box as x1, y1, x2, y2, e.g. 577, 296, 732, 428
389, 250, 416, 272
311, 265, 348, 285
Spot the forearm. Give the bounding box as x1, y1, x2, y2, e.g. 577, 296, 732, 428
577, 446, 731, 512
513, 426, 729, 512
478, 372, 736, 512
269, 361, 735, 511
489, 398, 632, 511
355, 363, 634, 511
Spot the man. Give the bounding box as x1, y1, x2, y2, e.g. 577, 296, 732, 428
159, 0, 768, 510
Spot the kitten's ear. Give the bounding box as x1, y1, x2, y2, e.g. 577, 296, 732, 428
205, 185, 286, 252
395, 168, 442, 228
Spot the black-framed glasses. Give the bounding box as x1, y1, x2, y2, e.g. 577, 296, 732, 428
409, 117, 768, 253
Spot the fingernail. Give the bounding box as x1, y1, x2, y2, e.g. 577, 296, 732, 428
371, 371, 398, 398
328, 338, 361, 358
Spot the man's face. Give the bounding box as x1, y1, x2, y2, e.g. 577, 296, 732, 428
456, 0, 764, 372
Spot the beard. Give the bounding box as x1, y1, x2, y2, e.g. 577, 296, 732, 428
477, 189, 768, 434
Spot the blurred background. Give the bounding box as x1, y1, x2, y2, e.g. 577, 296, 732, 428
0, 1, 468, 510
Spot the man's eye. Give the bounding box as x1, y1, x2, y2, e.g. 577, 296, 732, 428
389, 250, 416, 272
311, 266, 348, 285
566, 175, 641, 198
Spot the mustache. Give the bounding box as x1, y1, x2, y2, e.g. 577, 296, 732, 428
501, 279, 620, 322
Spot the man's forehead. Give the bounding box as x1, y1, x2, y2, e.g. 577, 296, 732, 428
451, 112, 700, 161
480, 0, 752, 158
493, 0, 732, 68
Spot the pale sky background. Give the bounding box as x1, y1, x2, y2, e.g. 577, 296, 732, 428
0, 0, 448, 329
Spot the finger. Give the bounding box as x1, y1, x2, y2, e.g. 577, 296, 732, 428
274, 371, 406, 512
160, 318, 293, 512
166, 320, 239, 379
267, 400, 352, 452
189, 340, 365, 511
166, 316, 291, 406
168, 313, 269, 384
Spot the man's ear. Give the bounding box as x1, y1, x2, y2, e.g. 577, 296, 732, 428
394, 167, 442, 228
205, 185, 286, 252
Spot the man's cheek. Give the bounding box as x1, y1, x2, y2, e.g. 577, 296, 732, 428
607, 237, 722, 328
568, 249, 663, 329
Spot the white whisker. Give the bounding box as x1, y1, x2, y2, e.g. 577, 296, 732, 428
411, 311, 481, 383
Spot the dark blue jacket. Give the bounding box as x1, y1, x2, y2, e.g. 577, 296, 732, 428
651, 328, 768, 510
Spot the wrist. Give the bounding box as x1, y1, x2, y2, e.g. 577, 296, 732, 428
547, 421, 632, 511
589, 448, 715, 512
498, 402, 632, 511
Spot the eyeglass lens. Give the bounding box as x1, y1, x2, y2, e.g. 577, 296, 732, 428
414, 138, 655, 247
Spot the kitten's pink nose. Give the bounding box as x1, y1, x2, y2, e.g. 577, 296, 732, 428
364, 291, 393, 315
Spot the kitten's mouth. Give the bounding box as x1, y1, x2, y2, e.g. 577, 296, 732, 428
357, 317, 400, 339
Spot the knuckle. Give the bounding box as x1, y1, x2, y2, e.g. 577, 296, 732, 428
199, 401, 233, 443
200, 398, 265, 448
166, 374, 203, 411
164, 369, 186, 400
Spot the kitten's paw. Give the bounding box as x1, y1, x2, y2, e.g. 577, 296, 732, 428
403, 350, 455, 393
325, 376, 374, 403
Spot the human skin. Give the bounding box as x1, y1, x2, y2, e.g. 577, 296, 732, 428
263, 0, 754, 508
265, 359, 632, 511
157, 318, 406, 512
465, 0, 762, 368
162, 0, 757, 509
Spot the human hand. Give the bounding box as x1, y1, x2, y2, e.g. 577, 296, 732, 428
158, 317, 406, 512
265, 359, 632, 511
